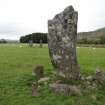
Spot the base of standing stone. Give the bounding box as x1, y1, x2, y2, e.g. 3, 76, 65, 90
55, 66, 80, 80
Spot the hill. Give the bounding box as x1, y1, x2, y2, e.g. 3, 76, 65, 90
78, 27, 105, 40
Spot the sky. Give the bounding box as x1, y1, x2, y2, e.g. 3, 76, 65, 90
0, 0, 105, 40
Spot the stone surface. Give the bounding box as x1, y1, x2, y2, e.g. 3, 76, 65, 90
94, 68, 105, 88
32, 65, 44, 79
86, 76, 93, 81
31, 82, 38, 96
48, 6, 79, 79
38, 77, 50, 83
49, 83, 81, 96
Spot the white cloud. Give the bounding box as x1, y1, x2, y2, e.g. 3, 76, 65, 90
0, 0, 105, 39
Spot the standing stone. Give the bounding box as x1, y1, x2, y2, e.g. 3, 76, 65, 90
32, 65, 44, 79
39, 39, 43, 48
48, 6, 79, 80
29, 40, 33, 47
31, 82, 38, 96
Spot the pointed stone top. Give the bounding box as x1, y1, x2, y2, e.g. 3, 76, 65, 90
50, 5, 75, 20
63, 5, 74, 13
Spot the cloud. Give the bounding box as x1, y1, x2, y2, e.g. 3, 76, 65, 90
0, 0, 105, 39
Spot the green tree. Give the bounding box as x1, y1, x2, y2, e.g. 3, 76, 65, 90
20, 33, 47, 43
100, 36, 105, 44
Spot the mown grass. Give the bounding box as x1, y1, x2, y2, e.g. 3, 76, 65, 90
0, 44, 105, 105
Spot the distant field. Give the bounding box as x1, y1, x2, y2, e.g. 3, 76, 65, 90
0, 44, 105, 105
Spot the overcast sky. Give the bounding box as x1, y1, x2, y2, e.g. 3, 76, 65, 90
0, 0, 105, 40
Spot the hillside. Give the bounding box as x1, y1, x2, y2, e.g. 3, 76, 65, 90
78, 27, 105, 40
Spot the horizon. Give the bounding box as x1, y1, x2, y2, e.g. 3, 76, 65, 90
0, 26, 105, 41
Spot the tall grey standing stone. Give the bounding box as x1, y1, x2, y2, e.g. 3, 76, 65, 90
48, 6, 79, 80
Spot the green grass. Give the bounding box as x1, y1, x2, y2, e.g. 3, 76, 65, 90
0, 44, 105, 105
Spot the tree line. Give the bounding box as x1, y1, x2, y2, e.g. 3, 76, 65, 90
20, 33, 105, 44
20, 33, 47, 43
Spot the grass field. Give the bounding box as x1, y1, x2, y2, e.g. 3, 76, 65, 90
0, 44, 105, 105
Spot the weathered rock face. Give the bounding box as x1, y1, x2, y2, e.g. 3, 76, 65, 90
32, 65, 44, 79
49, 83, 81, 96
48, 6, 79, 80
